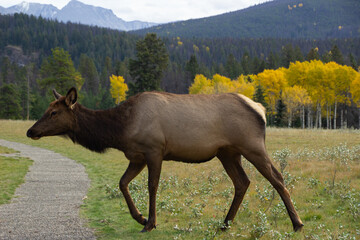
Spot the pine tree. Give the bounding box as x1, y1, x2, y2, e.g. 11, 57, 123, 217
274, 96, 286, 127
79, 54, 99, 94
225, 54, 242, 79
185, 54, 199, 82
0, 84, 22, 119
39, 47, 84, 94
330, 45, 344, 65
306, 48, 320, 61
128, 33, 168, 95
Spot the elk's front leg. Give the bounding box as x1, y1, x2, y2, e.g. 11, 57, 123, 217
119, 161, 147, 225
141, 153, 163, 232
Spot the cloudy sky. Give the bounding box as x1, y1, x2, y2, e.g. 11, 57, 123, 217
0, 0, 268, 23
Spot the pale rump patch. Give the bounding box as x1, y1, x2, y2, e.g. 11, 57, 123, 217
237, 94, 267, 124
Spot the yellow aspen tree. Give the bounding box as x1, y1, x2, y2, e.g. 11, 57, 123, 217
282, 87, 298, 127
109, 75, 128, 104
256, 68, 287, 119
332, 63, 359, 128
212, 74, 234, 93
306, 60, 329, 128
282, 86, 311, 128
350, 73, 360, 128
234, 75, 255, 98
189, 74, 214, 94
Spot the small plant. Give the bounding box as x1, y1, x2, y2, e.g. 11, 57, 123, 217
272, 148, 292, 174
105, 184, 121, 199
307, 177, 321, 189
250, 210, 270, 239
191, 203, 206, 218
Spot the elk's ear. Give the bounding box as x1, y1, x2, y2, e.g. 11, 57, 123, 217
65, 87, 77, 109
53, 89, 62, 100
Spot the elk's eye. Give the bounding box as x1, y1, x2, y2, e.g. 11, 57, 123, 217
51, 111, 57, 117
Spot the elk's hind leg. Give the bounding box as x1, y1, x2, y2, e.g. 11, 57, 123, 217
243, 149, 304, 232
120, 161, 147, 226
141, 152, 163, 232
217, 149, 250, 229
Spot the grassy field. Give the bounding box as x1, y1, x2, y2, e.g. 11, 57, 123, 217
0, 144, 33, 205
0, 120, 359, 239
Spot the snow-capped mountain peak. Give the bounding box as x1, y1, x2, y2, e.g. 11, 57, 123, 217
0, 0, 157, 31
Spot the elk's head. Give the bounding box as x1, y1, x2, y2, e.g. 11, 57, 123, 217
27, 87, 78, 140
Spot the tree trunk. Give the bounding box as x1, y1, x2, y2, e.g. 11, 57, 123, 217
302, 105, 305, 129
334, 101, 337, 129
308, 106, 313, 129
345, 108, 348, 128
341, 109, 344, 129
318, 103, 322, 129
329, 105, 332, 129
326, 104, 329, 129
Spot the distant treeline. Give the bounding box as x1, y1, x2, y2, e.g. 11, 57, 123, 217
0, 13, 360, 125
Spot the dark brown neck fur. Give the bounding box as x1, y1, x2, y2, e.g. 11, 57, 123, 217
68, 103, 128, 153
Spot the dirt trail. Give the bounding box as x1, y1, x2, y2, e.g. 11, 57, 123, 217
0, 139, 95, 240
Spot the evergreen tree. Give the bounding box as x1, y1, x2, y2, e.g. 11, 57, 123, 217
128, 33, 168, 96
306, 48, 320, 61
79, 54, 99, 94
39, 47, 84, 94
330, 45, 344, 65
274, 96, 286, 127
266, 51, 279, 70
294, 46, 304, 62
0, 84, 22, 119
253, 84, 267, 108
241, 51, 251, 75
1, 57, 11, 84
185, 54, 200, 81
322, 51, 332, 63
225, 54, 242, 79
348, 53, 358, 71
281, 44, 295, 68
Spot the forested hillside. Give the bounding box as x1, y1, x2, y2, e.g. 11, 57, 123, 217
136, 0, 360, 39
0, 13, 359, 127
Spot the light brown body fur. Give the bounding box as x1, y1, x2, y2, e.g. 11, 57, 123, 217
27, 88, 303, 232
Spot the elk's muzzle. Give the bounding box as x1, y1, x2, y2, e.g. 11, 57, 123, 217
26, 129, 41, 140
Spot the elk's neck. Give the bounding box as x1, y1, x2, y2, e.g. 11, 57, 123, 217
69, 104, 126, 153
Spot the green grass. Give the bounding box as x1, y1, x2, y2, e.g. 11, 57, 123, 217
0, 120, 359, 239
0, 154, 32, 205
0, 145, 18, 154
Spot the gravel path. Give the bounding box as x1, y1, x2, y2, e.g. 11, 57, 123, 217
0, 139, 95, 240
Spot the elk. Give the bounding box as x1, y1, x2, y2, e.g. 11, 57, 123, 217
27, 87, 304, 232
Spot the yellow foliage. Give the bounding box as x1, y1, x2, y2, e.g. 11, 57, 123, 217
256, 69, 287, 114
109, 75, 128, 104
282, 86, 311, 114
189, 74, 255, 98
234, 75, 255, 98
188, 60, 360, 121
177, 41, 183, 46
189, 74, 214, 94
351, 74, 360, 105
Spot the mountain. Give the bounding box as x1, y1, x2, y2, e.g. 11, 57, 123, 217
3, 1, 58, 18
136, 0, 360, 39
0, 0, 157, 31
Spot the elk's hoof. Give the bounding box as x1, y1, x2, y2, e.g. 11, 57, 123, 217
140, 228, 149, 233
220, 225, 230, 232
294, 223, 304, 232
140, 222, 157, 232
